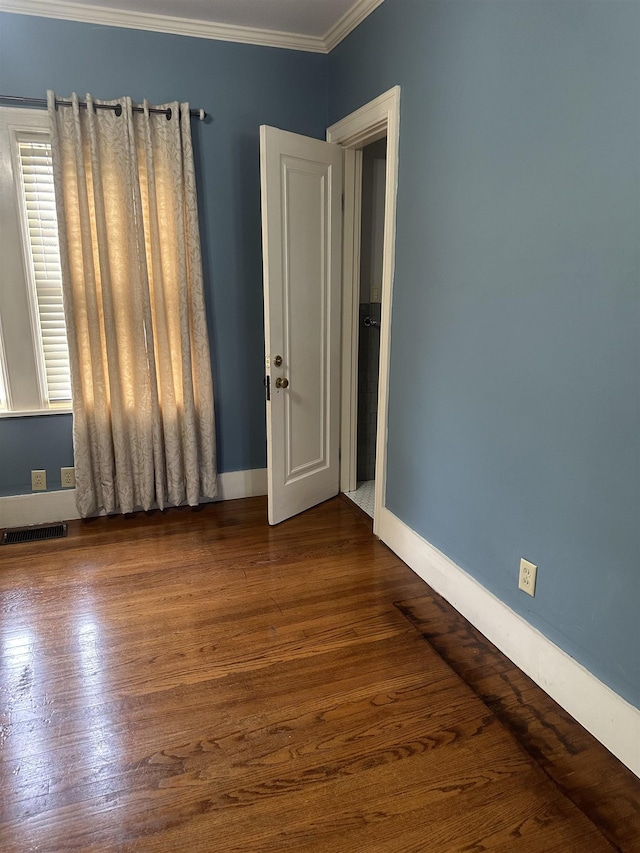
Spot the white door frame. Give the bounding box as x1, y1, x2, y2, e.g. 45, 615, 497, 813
327, 86, 401, 536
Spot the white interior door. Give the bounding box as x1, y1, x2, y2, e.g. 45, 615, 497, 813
260, 126, 343, 525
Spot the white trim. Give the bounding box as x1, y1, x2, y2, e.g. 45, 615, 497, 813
0, 0, 326, 51
0, 468, 268, 528
377, 504, 640, 778
216, 467, 268, 502
0, 407, 72, 418
0, 488, 78, 528
0, 0, 384, 53
327, 86, 401, 537
339, 148, 362, 494
0, 313, 11, 411
324, 0, 385, 52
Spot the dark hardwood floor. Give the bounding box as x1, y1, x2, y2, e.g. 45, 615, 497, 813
395, 595, 640, 853
0, 496, 636, 851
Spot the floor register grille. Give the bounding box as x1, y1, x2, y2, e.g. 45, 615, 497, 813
1, 522, 67, 545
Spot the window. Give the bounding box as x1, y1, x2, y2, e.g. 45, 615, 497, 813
0, 107, 71, 414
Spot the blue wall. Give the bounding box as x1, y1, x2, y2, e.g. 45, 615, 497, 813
329, 0, 640, 709
0, 12, 327, 493
0, 414, 73, 497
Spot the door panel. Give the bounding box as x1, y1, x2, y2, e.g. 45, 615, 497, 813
260, 126, 343, 525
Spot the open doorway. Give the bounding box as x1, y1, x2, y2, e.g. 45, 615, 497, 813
327, 87, 400, 536
259, 89, 398, 528
344, 138, 387, 518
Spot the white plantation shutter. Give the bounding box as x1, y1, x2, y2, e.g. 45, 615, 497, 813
16, 134, 71, 405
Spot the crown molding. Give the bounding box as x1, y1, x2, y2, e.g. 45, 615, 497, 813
0, 0, 324, 52
324, 0, 384, 52
0, 0, 385, 52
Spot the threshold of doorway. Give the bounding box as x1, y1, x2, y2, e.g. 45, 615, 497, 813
343, 480, 375, 519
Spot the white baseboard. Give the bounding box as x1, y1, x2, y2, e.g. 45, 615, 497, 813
0, 468, 268, 529
377, 505, 640, 778
0, 489, 80, 528
216, 467, 268, 502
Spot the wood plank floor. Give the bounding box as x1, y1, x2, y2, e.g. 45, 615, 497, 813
395, 595, 640, 853
0, 496, 634, 852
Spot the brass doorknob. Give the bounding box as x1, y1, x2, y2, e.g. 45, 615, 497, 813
275, 377, 289, 389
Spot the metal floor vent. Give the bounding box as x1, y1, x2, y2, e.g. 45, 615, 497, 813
1, 522, 68, 545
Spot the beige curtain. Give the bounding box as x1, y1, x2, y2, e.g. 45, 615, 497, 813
48, 91, 217, 516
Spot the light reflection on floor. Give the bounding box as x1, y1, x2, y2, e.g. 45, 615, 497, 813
1, 597, 119, 804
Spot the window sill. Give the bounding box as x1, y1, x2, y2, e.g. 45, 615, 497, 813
0, 407, 72, 419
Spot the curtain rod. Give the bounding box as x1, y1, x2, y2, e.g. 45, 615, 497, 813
0, 94, 206, 120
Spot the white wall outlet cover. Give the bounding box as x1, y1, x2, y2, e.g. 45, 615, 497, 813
519, 558, 537, 597
31, 470, 47, 491
61, 467, 76, 488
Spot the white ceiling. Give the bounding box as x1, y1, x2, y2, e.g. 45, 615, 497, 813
0, 0, 384, 50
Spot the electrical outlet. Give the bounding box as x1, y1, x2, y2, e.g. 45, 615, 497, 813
518, 558, 537, 597
31, 469, 46, 491
61, 467, 76, 488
